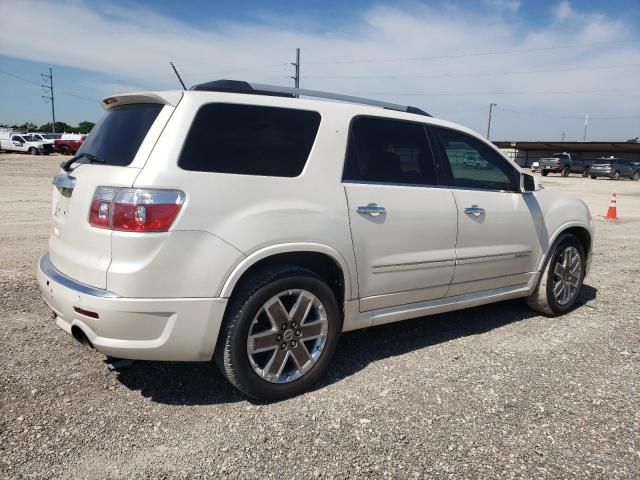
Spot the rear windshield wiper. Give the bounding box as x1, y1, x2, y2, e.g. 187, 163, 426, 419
61, 152, 106, 172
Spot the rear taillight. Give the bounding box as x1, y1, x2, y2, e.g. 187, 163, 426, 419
89, 187, 185, 232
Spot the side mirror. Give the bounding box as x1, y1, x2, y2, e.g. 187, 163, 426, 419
521, 172, 537, 192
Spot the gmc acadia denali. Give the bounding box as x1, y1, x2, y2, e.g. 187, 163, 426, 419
38, 80, 593, 400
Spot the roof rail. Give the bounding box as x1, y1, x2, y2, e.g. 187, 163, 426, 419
190, 80, 431, 117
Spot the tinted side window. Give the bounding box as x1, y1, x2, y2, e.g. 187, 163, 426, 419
343, 117, 437, 186
434, 127, 519, 191
179, 104, 321, 177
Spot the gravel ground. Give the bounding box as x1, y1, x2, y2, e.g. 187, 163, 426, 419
1, 154, 639, 479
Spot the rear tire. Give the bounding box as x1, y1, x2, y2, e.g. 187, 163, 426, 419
541, 171, 549, 177
59, 145, 70, 155
215, 265, 341, 401
28, 147, 38, 155
633, 171, 639, 181
613, 171, 620, 180
582, 169, 589, 178
526, 234, 586, 316
590, 175, 597, 179
561, 167, 570, 177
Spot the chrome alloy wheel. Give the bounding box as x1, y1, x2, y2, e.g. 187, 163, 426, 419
246, 290, 328, 384
552, 246, 582, 306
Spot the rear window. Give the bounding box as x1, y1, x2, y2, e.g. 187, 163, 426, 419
78, 103, 163, 166
178, 103, 321, 177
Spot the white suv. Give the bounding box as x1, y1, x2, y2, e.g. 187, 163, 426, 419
37, 80, 593, 400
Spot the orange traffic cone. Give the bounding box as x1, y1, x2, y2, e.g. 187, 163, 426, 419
604, 193, 618, 220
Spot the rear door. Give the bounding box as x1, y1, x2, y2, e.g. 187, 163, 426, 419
343, 117, 458, 312
48, 100, 176, 288
431, 126, 542, 296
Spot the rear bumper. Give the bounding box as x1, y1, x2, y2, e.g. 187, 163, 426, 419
590, 171, 612, 178
37, 253, 227, 361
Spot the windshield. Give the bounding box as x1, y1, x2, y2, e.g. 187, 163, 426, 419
77, 103, 163, 166
594, 159, 613, 165
552, 154, 568, 159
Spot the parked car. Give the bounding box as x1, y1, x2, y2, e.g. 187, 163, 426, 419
29, 133, 61, 147
37, 80, 593, 400
590, 157, 640, 180
0, 131, 53, 155
463, 154, 488, 169
530, 161, 540, 173
54, 133, 86, 155
539, 152, 591, 177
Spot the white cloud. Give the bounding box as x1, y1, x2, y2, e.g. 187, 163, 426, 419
553, 1, 577, 22
0, 0, 638, 140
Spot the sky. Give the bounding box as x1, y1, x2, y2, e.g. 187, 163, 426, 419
0, 0, 638, 141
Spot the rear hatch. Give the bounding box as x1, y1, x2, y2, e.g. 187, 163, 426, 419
48, 93, 181, 289
591, 159, 613, 171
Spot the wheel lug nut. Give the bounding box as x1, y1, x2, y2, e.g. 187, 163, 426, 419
280, 343, 287, 350
281, 324, 287, 330
276, 335, 282, 341
290, 340, 297, 347
291, 321, 297, 328
295, 330, 302, 336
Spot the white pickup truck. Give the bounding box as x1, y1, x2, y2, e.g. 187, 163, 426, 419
0, 132, 53, 155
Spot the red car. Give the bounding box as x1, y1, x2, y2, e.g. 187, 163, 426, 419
54, 134, 86, 155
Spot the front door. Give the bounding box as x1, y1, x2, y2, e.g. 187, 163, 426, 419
431, 126, 543, 296
343, 116, 458, 311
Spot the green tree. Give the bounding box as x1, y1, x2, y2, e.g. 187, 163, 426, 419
626, 137, 639, 143
77, 121, 96, 134
38, 122, 74, 133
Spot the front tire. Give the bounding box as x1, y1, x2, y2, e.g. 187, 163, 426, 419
613, 171, 620, 180
28, 147, 38, 155
59, 145, 70, 155
526, 234, 586, 316
215, 266, 341, 400
632, 171, 639, 181
590, 175, 597, 179
541, 170, 549, 177
561, 167, 570, 177
582, 169, 589, 177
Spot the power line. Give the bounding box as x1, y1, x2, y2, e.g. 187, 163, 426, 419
495, 106, 640, 120
350, 88, 640, 96
301, 63, 640, 79
303, 40, 631, 65
0, 69, 96, 102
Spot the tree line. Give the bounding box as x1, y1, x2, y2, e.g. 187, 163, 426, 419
0, 121, 96, 134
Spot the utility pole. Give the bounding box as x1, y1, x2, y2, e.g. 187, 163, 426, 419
582, 113, 589, 142
41, 68, 56, 133
486, 102, 497, 139
561, 132, 566, 141
291, 48, 300, 98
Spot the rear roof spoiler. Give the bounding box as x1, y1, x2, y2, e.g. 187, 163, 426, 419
100, 91, 183, 110
190, 80, 431, 117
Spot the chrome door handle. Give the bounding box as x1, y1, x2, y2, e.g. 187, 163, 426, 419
357, 204, 386, 217
464, 205, 485, 217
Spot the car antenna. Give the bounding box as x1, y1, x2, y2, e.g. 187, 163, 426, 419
170, 61, 187, 90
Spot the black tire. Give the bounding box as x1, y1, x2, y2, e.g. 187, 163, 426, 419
582, 169, 589, 178
541, 170, 549, 177
526, 234, 586, 316
613, 171, 620, 180
215, 265, 341, 401
590, 175, 597, 179
561, 167, 570, 177
59, 145, 70, 155
633, 171, 639, 181
28, 147, 39, 155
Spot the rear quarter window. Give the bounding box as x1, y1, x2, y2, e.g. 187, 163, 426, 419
178, 103, 321, 177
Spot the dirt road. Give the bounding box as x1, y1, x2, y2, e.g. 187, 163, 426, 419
1, 154, 638, 479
